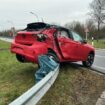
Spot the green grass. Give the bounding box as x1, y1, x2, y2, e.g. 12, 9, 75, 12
0, 40, 105, 105
0, 40, 37, 105
37, 63, 105, 105
88, 40, 105, 49
0, 40, 11, 49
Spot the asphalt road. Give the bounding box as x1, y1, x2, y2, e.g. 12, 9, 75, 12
0, 37, 105, 73
92, 49, 105, 73
0, 37, 13, 43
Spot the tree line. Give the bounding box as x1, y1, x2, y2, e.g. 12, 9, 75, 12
65, 20, 105, 40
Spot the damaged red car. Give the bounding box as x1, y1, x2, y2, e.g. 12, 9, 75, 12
11, 22, 95, 67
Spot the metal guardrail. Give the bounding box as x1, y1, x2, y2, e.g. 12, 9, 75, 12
35, 55, 59, 82
9, 64, 59, 105
1, 37, 60, 105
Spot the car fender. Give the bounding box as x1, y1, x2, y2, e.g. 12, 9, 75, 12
32, 42, 48, 56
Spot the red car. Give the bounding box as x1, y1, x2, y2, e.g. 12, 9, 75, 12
11, 22, 95, 67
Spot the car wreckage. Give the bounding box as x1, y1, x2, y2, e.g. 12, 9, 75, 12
11, 22, 95, 67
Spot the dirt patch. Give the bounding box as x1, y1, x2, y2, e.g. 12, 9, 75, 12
70, 68, 105, 105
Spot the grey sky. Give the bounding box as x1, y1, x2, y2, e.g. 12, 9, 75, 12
0, 0, 92, 30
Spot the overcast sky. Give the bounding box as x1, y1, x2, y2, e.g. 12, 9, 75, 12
0, 0, 92, 30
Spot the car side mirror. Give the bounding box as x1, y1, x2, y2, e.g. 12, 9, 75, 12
81, 39, 87, 44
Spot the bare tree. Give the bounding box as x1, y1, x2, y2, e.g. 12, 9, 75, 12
65, 21, 85, 37
90, 0, 105, 31
85, 19, 96, 32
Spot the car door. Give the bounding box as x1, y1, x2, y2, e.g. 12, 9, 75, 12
57, 29, 79, 60
71, 31, 86, 60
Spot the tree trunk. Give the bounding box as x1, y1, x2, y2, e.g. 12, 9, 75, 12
97, 21, 100, 31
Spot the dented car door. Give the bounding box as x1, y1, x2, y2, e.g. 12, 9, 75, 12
57, 30, 78, 60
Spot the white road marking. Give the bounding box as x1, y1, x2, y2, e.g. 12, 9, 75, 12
92, 65, 105, 70
95, 55, 105, 59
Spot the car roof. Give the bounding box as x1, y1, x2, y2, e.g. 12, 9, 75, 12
25, 22, 70, 31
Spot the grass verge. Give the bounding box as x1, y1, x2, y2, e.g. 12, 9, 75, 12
0, 40, 105, 105
88, 40, 105, 49
0, 40, 37, 105
38, 63, 105, 105
0, 40, 11, 49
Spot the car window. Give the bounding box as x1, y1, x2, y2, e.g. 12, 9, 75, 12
69, 31, 74, 40
59, 30, 69, 38
72, 31, 83, 42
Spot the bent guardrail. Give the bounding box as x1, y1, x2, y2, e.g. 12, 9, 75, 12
9, 55, 59, 105
35, 55, 58, 82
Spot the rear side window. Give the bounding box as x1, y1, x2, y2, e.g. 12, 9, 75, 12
72, 31, 83, 42
57, 30, 69, 38
60, 31, 69, 38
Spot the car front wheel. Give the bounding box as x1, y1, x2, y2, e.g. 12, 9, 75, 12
82, 53, 94, 67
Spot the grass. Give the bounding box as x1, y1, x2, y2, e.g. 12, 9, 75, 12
0, 40, 105, 105
37, 63, 105, 105
0, 40, 12, 49
0, 40, 37, 105
88, 40, 105, 49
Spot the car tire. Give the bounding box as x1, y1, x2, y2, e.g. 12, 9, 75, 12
82, 53, 94, 67
47, 52, 59, 63
16, 54, 25, 63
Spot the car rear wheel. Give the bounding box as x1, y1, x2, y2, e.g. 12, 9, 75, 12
82, 53, 94, 67
47, 52, 59, 63
16, 54, 25, 63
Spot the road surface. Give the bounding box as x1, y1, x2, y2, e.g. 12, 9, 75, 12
0, 37, 105, 73
92, 49, 105, 73
0, 37, 13, 43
